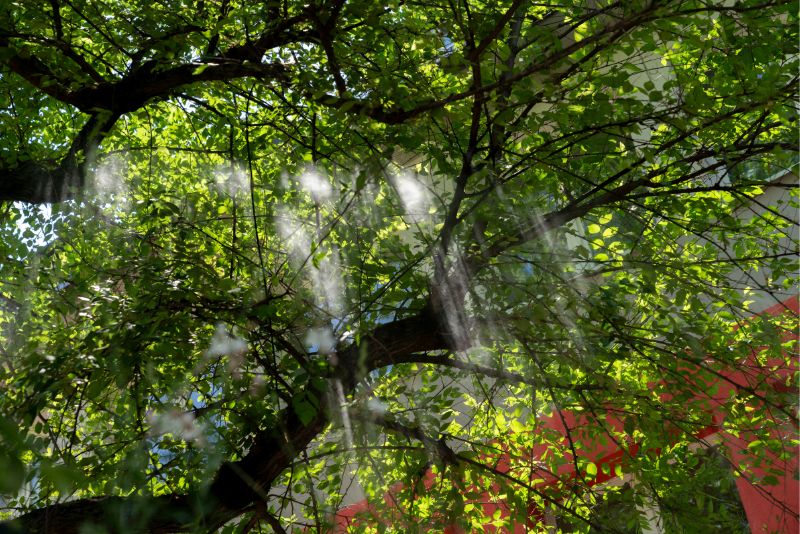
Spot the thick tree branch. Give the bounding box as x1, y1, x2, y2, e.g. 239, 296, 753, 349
2, 309, 450, 533
0, 35, 76, 104
0, 1, 661, 205
0, 2, 794, 533
0, 111, 118, 203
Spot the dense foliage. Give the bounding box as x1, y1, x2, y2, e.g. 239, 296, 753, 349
0, 1, 797, 532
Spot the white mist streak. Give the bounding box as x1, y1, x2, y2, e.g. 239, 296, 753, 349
299, 168, 333, 203
334, 379, 353, 450
392, 172, 431, 224
212, 163, 248, 198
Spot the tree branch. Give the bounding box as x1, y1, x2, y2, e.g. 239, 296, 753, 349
385, 352, 605, 393
1, 308, 450, 532
0, 111, 119, 203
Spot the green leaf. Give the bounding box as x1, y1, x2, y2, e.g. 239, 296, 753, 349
292, 395, 318, 426
585, 462, 598, 477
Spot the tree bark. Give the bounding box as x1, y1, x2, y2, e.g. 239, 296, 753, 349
0, 310, 451, 533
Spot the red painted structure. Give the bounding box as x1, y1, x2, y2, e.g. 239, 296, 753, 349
332, 296, 798, 533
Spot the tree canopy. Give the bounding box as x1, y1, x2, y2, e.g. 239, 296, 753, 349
0, 0, 797, 532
